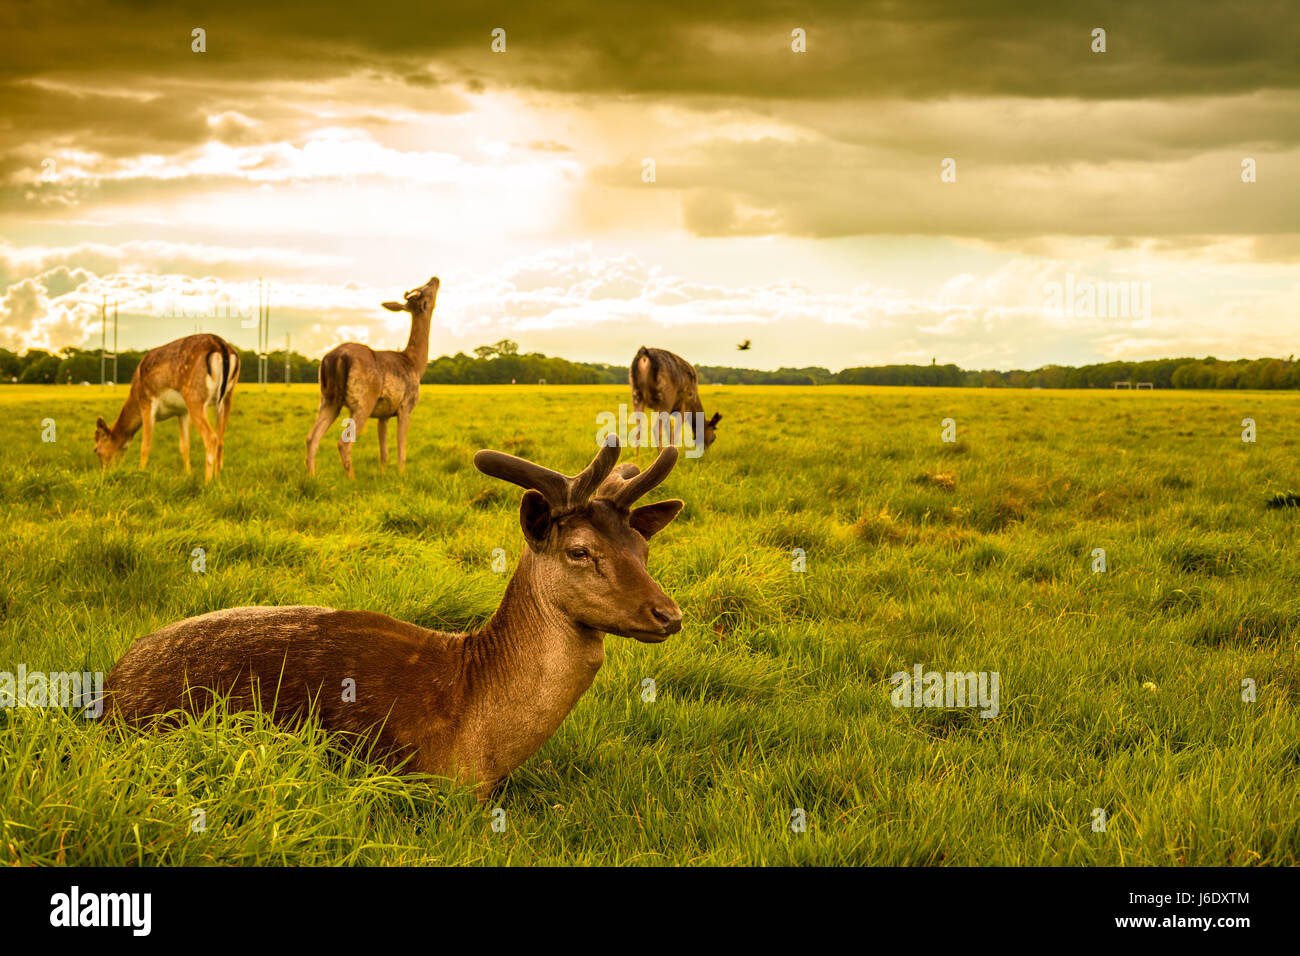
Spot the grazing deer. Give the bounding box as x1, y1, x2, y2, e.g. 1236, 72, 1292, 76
629, 346, 721, 455
93, 333, 239, 482
101, 438, 685, 800
305, 276, 440, 478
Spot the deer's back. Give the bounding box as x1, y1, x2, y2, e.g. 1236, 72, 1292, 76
103, 605, 468, 773
133, 334, 233, 401
631, 347, 699, 411
320, 343, 419, 417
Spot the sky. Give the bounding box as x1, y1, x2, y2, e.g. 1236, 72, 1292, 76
1, 0, 1296, 371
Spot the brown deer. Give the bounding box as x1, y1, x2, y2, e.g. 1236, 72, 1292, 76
629, 346, 721, 456
93, 333, 239, 482
305, 276, 440, 478
100, 438, 685, 800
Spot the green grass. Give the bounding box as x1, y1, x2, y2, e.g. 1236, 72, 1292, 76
2, 383, 1298, 865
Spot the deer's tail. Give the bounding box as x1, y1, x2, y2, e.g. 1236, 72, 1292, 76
319, 348, 351, 405
215, 339, 234, 404
631, 345, 656, 396
207, 338, 235, 405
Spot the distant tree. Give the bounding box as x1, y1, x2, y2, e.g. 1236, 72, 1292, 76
1259, 359, 1285, 389
18, 351, 59, 383
1038, 365, 1067, 389
0, 348, 19, 380
4, 340, 1299, 391
56, 347, 101, 384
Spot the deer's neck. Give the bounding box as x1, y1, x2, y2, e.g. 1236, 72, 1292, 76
402, 309, 432, 370
111, 395, 145, 444
459, 552, 604, 777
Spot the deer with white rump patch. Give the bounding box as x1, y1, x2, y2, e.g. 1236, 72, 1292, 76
93, 333, 239, 482
101, 438, 684, 799
305, 276, 439, 477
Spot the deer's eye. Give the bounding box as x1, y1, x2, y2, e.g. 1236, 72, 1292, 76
566, 547, 590, 561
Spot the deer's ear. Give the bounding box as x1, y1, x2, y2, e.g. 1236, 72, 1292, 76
708, 413, 722, 426
381, 301, 407, 312
519, 489, 553, 548
95, 416, 109, 435
630, 499, 684, 540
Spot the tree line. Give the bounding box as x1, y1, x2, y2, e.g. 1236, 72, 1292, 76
3, 343, 1298, 390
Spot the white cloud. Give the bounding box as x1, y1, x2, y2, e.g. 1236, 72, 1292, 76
1, 240, 1296, 373
0, 278, 100, 351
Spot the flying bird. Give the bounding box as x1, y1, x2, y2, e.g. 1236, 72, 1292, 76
737, 339, 751, 351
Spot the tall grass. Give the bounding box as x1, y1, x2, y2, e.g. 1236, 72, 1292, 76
1, 384, 1297, 864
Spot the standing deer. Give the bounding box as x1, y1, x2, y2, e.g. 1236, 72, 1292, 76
629, 345, 721, 455
305, 276, 440, 477
93, 333, 239, 482
101, 438, 685, 799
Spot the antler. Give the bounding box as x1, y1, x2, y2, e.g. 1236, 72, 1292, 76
596, 445, 679, 509
474, 435, 623, 509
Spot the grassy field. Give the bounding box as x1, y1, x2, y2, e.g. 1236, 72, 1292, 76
1, 382, 1298, 865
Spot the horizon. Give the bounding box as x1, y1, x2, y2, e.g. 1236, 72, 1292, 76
10, 338, 1294, 383
2, 2, 1296, 371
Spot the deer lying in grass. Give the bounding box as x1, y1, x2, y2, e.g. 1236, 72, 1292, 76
101, 438, 685, 799
305, 276, 440, 478
629, 345, 720, 456
93, 333, 239, 482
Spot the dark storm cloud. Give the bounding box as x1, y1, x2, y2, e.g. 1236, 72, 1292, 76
2, 0, 1292, 197
1, 0, 1294, 247
4, 1, 1296, 99
0, 82, 211, 177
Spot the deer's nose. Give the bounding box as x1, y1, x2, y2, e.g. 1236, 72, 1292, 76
650, 603, 682, 635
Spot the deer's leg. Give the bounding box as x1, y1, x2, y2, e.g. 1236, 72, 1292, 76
138, 401, 154, 471
177, 414, 191, 474
215, 391, 234, 476
337, 401, 374, 480
396, 407, 411, 474
305, 400, 341, 476
187, 399, 219, 483
680, 404, 694, 448
376, 417, 389, 469
631, 397, 645, 458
